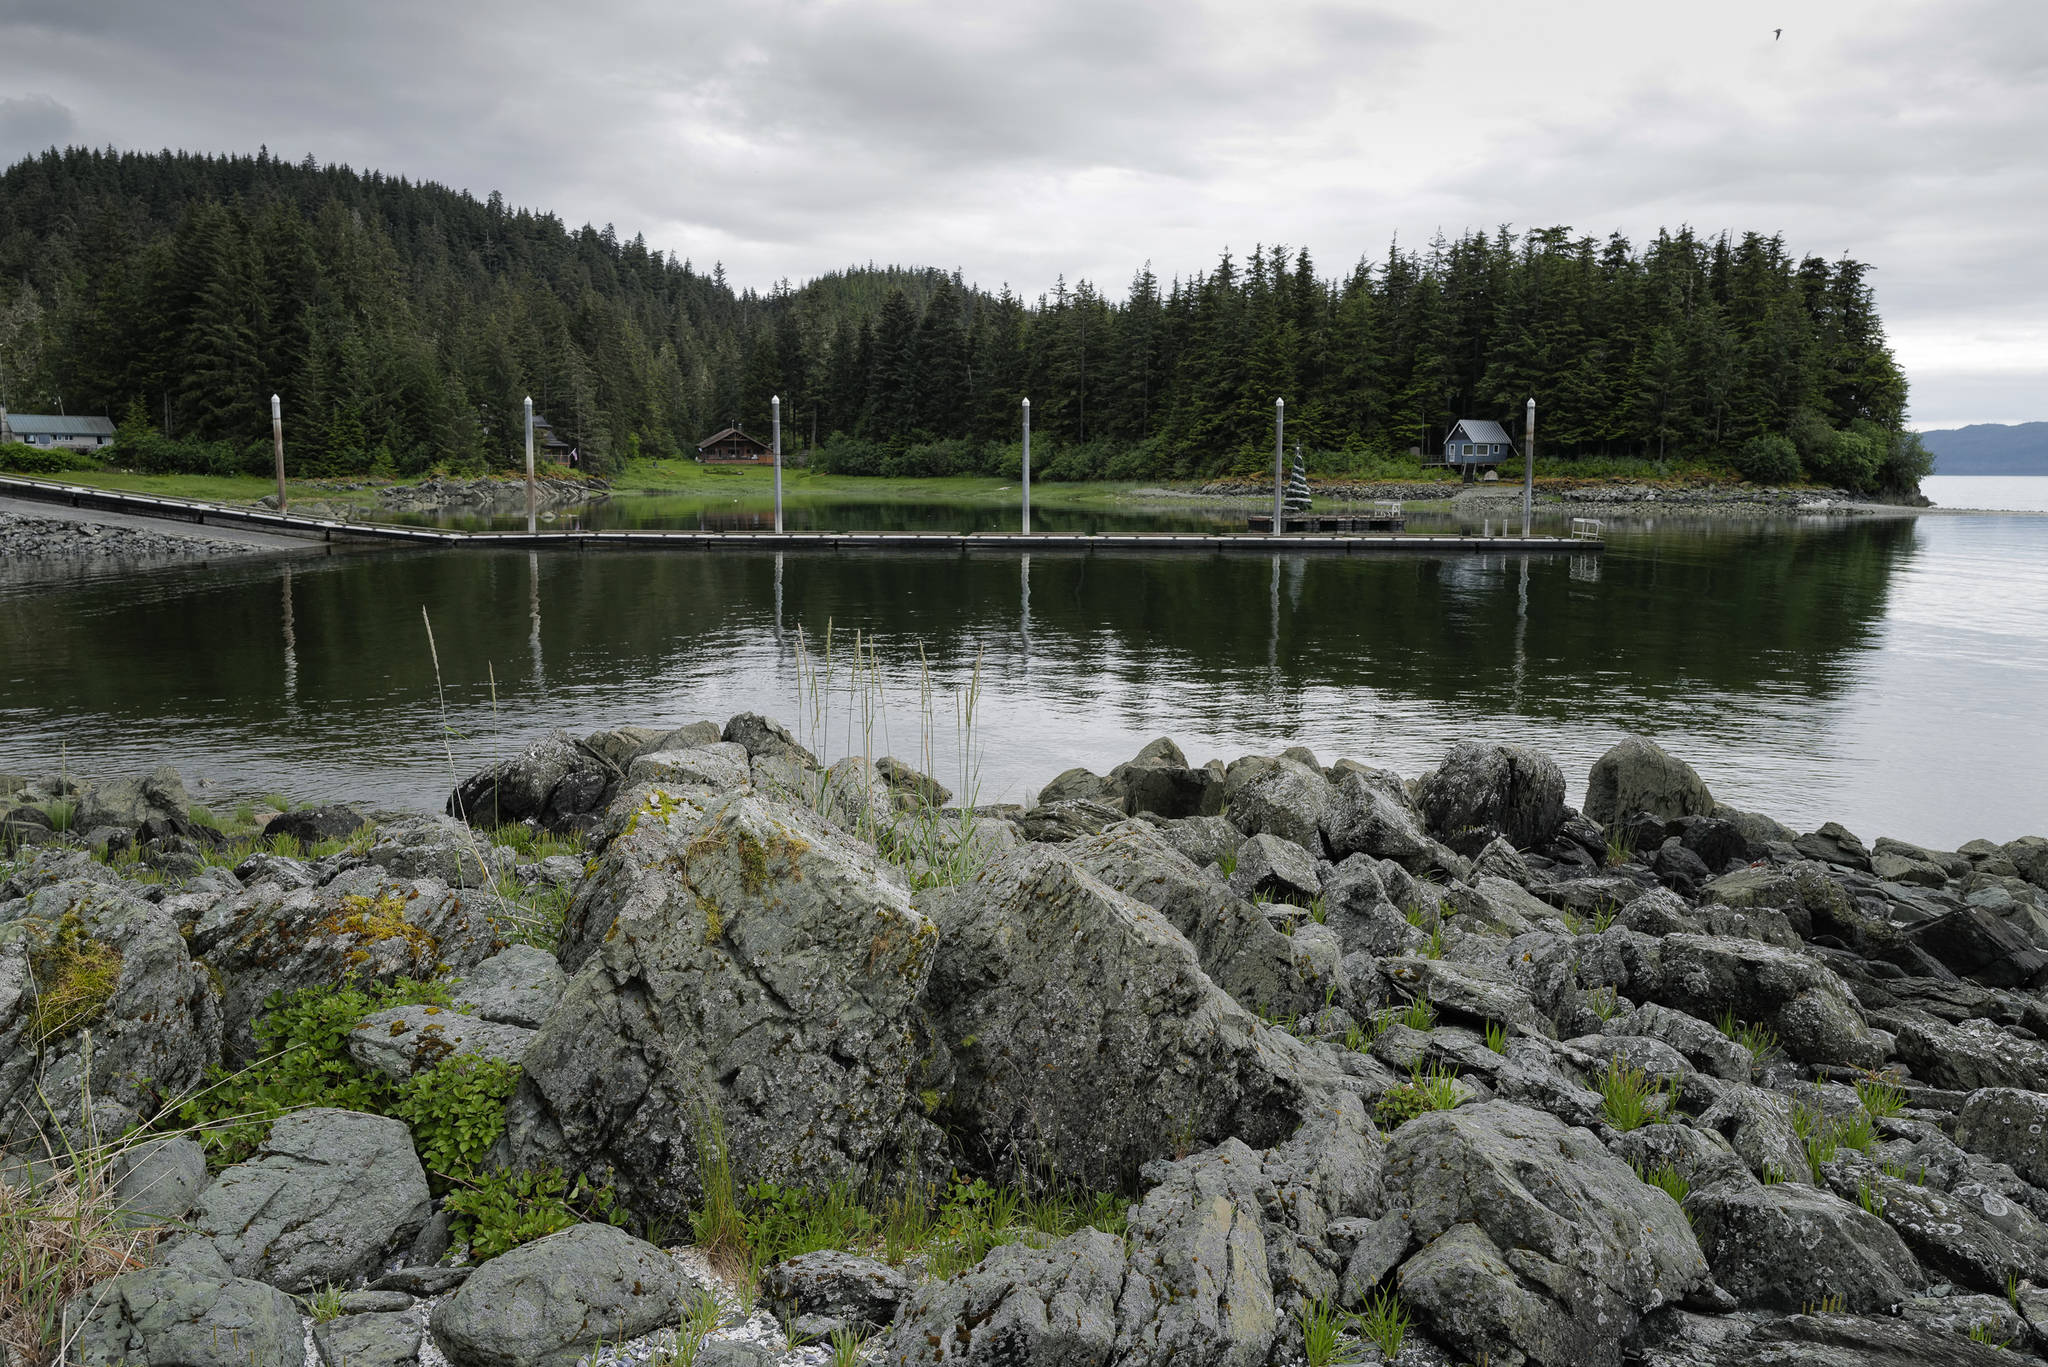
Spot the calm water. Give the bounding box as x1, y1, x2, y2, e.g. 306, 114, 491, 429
1924, 475, 2048, 513
4, 493, 2046, 849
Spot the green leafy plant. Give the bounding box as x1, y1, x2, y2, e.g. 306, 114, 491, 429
656, 1288, 722, 1367
302, 1283, 346, 1324
1597, 1057, 1671, 1132
387, 1056, 523, 1192
1717, 1011, 1779, 1067
441, 1168, 598, 1261
1484, 1022, 1509, 1054
829, 1325, 871, 1367
1297, 1295, 1358, 1367
1635, 1162, 1690, 1207
1398, 998, 1436, 1033
1359, 1286, 1410, 1359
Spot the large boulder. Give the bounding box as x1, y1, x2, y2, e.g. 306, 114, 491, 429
74, 764, 195, 837
430, 1223, 686, 1367
1821, 1155, 2048, 1292
195, 872, 507, 1063
1321, 770, 1435, 868
1221, 757, 1331, 856
1415, 742, 1567, 850
886, 1093, 1380, 1367
506, 786, 947, 1220
922, 844, 1343, 1187
1889, 1015, 2048, 1093
1569, 930, 1883, 1069
1687, 1180, 1925, 1311
1583, 737, 1714, 830
449, 944, 568, 1028
450, 724, 728, 836
1065, 822, 1333, 1019
0, 879, 222, 1150
190, 1108, 430, 1292
1955, 1087, 2048, 1186
762, 1250, 913, 1336
346, 1001, 536, 1079
63, 1268, 307, 1367
1384, 1101, 1707, 1367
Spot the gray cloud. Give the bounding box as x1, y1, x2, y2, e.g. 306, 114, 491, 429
0, 0, 2040, 421
0, 94, 76, 162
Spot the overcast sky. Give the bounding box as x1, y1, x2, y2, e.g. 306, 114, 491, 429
2, 0, 2041, 427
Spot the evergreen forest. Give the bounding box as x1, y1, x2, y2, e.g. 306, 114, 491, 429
0, 147, 1928, 492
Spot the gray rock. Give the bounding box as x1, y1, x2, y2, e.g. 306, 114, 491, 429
762, 1251, 912, 1334
429, 1223, 687, 1367
1414, 741, 1566, 850
346, 1002, 536, 1079
1905, 905, 2048, 989
314, 1310, 423, 1367
197, 873, 506, 1064
1472, 835, 1535, 887
876, 756, 952, 809
883, 1228, 1129, 1367
1384, 957, 1551, 1037
0, 879, 222, 1151
923, 843, 1343, 1187
1608, 1122, 1752, 1194
1334, 1214, 1413, 1306
1222, 756, 1331, 856
1821, 1153, 2048, 1292
1113, 751, 1218, 820
64, 1268, 307, 1367
1321, 770, 1437, 869
1149, 814, 1242, 869
1226, 832, 1319, 903
449, 944, 568, 1028
508, 786, 947, 1221
1639, 1309, 2019, 1366
723, 712, 816, 763
1872, 851, 1949, 889
1687, 1180, 1925, 1311
1034, 766, 1124, 810
112, 1137, 210, 1228
1583, 736, 1714, 829
1607, 1002, 1754, 1082
75, 764, 195, 835
1891, 1015, 2048, 1093
1694, 1083, 1812, 1186
266, 804, 374, 848
368, 815, 513, 888
1956, 1088, 2048, 1187
192, 1108, 430, 1292
698, 1340, 781, 1367
1441, 875, 1557, 937
1383, 1100, 1706, 1367
626, 743, 753, 792
372, 1265, 472, 1296
339, 1290, 417, 1314
1018, 797, 1127, 844
1796, 821, 1875, 872
1066, 821, 1334, 1020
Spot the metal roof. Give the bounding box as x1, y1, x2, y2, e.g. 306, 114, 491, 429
1447, 419, 1514, 447
696, 427, 767, 449
4, 413, 116, 437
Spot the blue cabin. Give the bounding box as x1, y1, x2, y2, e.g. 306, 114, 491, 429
1440, 419, 1516, 470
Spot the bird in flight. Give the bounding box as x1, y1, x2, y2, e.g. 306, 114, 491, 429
1774, 27, 1783, 39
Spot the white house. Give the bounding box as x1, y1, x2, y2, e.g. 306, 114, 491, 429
0, 410, 116, 451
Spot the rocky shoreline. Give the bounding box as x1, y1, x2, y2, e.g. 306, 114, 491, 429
1183, 477, 1919, 519
375, 476, 610, 517
0, 508, 270, 562
6, 721, 2048, 1367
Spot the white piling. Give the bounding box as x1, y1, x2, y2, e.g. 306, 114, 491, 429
524, 396, 536, 534
269, 393, 286, 514
1523, 397, 1536, 538
1021, 398, 1032, 534
1273, 398, 1286, 533
772, 395, 784, 534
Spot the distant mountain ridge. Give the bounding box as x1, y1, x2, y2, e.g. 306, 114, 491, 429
1918, 422, 2048, 474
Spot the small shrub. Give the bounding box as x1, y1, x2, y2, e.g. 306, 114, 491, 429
1734, 434, 1801, 484
1598, 1057, 1670, 1132
442, 1167, 602, 1261
387, 1056, 524, 1192
1359, 1286, 1410, 1359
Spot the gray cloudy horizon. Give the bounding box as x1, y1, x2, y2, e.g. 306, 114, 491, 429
2, 0, 2041, 428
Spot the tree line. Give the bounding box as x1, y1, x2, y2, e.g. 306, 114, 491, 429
0, 147, 1927, 491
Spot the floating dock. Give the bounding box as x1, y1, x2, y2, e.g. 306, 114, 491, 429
0, 477, 1602, 557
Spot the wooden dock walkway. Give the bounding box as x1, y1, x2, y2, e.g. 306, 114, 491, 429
0, 476, 1604, 558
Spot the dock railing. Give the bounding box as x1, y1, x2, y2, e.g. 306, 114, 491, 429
1571, 517, 1603, 541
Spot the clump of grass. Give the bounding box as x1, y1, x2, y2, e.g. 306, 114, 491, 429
690, 1105, 749, 1279
828, 1325, 871, 1367
655, 1288, 721, 1367
1597, 1057, 1671, 1132
1635, 1162, 1691, 1208
1855, 1075, 1907, 1120
1587, 987, 1622, 1023
1718, 1011, 1779, 1066
1422, 923, 1445, 959
488, 824, 586, 861
1484, 1021, 1509, 1054
1397, 998, 1436, 1033
1791, 1103, 1875, 1182
1802, 1292, 1846, 1314
2008, 1272, 2023, 1309
1298, 1295, 1358, 1367
1856, 1178, 1883, 1215
1359, 1287, 1410, 1359
1375, 1062, 1463, 1128
1969, 1323, 2011, 1349
37, 800, 76, 834
303, 1283, 346, 1323
1307, 897, 1328, 925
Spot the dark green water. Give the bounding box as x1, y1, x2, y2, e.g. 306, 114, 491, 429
4, 503, 2045, 848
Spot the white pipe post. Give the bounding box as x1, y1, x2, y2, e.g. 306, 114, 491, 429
1273, 398, 1286, 533
1523, 397, 1536, 538
269, 393, 286, 514
772, 394, 783, 533
1021, 398, 1032, 534
524, 396, 536, 534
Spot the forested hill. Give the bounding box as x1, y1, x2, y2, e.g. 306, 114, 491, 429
1918, 423, 2048, 475
0, 146, 1925, 491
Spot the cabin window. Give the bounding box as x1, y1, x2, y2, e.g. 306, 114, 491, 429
1462, 444, 1473, 457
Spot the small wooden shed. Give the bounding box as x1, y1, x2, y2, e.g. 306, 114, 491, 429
695, 427, 773, 465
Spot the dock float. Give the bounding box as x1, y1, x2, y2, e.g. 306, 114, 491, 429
0, 476, 1603, 557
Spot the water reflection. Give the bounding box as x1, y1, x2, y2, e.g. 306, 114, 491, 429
5, 512, 2047, 845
